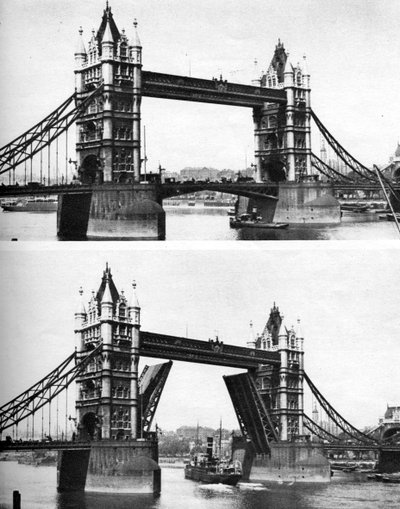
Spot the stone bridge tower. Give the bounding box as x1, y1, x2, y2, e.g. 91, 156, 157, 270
74, 264, 140, 440
74, 3, 142, 184
253, 41, 312, 183
250, 303, 305, 441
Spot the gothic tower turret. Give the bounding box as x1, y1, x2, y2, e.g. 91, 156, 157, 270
130, 20, 142, 181
75, 265, 139, 441
278, 315, 289, 440
74, 28, 87, 93
254, 41, 313, 182
253, 304, 305, 442
74, 3, 142, 184
247, 321, 256, 348
74, 287, 87, 351
128, 281, 140, 438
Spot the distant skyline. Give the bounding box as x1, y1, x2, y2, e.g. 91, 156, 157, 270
1, 243, 400, 431
0, 0, 399, 176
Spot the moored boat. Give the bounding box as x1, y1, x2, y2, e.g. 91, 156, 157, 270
1, 197, 58, 212
382, 472, 400, 483
229, 214, 288, 229
340, 203, 370, 213
379, 212, 400, 222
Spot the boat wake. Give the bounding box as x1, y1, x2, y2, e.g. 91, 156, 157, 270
237, 482, 270, 491
198, 483, 235, 493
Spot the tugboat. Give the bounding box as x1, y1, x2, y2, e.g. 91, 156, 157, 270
184, 434, 242, 486
229, 213, 288, 230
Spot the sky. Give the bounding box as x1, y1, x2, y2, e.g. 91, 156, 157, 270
0, 242, 399, 432
0, 0, 399, 175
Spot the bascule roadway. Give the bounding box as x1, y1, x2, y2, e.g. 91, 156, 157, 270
0, 181, 396, 200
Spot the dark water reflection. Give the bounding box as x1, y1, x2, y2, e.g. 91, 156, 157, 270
0, 207, 398, 241
1, 463, 399, 509
57, 491, 156, 509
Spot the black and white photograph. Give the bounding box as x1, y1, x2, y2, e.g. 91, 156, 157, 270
0, 0, 400, 508
0, 0, 399, 240
0, 245, 400, 507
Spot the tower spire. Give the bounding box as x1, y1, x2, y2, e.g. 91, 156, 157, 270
102, 15, 114, 43
131, 18, 141, 48
247, 320, 256, 348
251, 58, 261, 87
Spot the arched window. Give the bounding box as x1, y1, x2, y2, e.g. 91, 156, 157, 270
120, 44, 127, 58
269, 116, 277, 129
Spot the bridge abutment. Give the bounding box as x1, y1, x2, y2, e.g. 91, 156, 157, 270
232, 438, 331, 483
273, 182, 341, 224
57, 184, 165, 239
57, 449, 91, 492
251, 443, 331, 483
238, 182, 340, 224
85, 440, 160, 494
57, 440, 160, 493
57, 192, 92, 239
377, 449, 400, 473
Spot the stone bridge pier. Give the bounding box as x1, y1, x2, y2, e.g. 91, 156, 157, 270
57, 184, 165, 240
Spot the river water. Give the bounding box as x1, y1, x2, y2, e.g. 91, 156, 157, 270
0, 462, 399, 509
0, 205, 398, 241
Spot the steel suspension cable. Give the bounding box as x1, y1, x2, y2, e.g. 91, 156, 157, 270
304, 372, 377, 443
0, 345, 101, 433
311, 110, 377, 182
0, 86, 103, 176
311, 153, 353, 182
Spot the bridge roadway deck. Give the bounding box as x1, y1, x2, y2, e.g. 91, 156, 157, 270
0, 181, 398, 199
140, 331, 280, 369
2, 439, 400, 454
0, 440, 91, 452
322, 443, 400, 452
142, 71, 287, 107
0, 182, 278, 199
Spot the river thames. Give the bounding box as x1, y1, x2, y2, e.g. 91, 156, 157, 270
0, 462, 399, 509
0, 205, 398, 241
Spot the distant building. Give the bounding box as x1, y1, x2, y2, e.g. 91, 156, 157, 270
175, 425, 234, 444
379, 405, 400, 424
378, 404, 400, 442
381, 143, 400, 180
176, 425, 215, 442
180, 167, 220, 181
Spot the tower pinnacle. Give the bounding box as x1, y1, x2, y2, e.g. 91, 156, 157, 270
74, 26, 87, 57
129, 280, 140, 309
76, 286, 86, 314
102, 17, 114, 43
131, 18, 141, 47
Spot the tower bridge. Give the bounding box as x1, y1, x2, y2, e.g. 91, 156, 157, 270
0, 3, 394, 238
1, 265, 400, 492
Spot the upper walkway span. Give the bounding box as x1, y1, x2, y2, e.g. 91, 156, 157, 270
142, 71, 287, 107
140, 331, 280, 369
